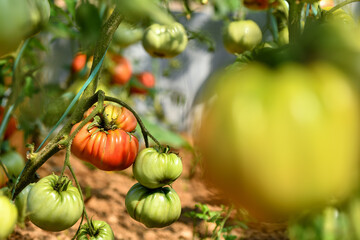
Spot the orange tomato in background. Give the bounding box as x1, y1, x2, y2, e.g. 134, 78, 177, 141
131, 72, 156, 94
110, 55, 132, 85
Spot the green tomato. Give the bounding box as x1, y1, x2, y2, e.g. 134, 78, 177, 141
113, 22, 144, 48
199, 62, 360, 220
15, 184, 34, 226
133, 148, 182, 189
222, 20, 262, 54
278, 27, 289, 46
125, 183, 181, 228
77, 220, 115, 240
0, 196, 17, 240
142, 22, 188, 58
1, 151, 25, 178
0, 0, 50, 57
27, 174, 84, 232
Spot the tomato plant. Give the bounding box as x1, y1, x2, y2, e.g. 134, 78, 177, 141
133, 147, 183, 189
223, 20, 262, 54
0, 195, 18, 239
27, 174, 84, 232
110, 55, 132, 85
125, 183, 181, 228
131, 72, 156, 94
199, 61, 359, 219
0, 151, 25, 178
77, 220, 115, 240
142, 22, 188, 58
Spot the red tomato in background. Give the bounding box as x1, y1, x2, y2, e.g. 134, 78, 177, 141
71, 53, 87, 73
243, 0, 278, 10
70, 122, 139, 171
131, 72, 156, 94
0, 107, 17, 140
111, 55, 132, 85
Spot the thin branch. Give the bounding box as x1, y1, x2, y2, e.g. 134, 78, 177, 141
104, 96, 162, 149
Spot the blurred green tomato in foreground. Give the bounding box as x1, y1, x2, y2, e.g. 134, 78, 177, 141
0, 0, 50, 57
198, 62, 360, 220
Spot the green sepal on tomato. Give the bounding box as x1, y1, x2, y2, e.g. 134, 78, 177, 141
142, 22, 188, 58
222, 20, 262, 54
77, 220, 115, 240
125, 183, 181, 228
133, 147, 182, 189
27, 174, 84, 232
0, 195, 17, 240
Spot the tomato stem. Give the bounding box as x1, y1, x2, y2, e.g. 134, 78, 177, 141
0, 161, 11, 181
326, 0, 360, 14
286, 0, 304, 44
104, 96, 163, 149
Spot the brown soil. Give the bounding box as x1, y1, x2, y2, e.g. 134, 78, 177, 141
8, 132, 288, 240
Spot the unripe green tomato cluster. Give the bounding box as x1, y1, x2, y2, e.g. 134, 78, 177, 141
0, 0, 50, 57
222, 20, 262, 54
142, 22, 188, 58
126, 147, 183, 228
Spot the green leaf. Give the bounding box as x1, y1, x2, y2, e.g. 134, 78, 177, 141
136, 117, 190, 148
64, 0, 77, 18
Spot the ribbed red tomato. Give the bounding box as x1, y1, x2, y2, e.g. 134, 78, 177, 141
0, 106, 17, 140
131, 72, 156, 94
71, 122, 139, 171
111, 55, 132, 85
83, 104, 137, 132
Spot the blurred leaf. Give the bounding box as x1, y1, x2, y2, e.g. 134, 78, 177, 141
75, 3, 102, 48
211, 0, 240, 19
64, 0, 77, 18
114, 0, 174, 26
137, 117, 190, 148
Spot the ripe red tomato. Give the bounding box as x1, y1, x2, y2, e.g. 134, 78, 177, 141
83, 104, 137, 132
71, 53, 87, 73
0, 107, 17, 140
111, 55, 132, 85
243, 0, 278, 10
71, 122, 139, 171
131, 72, 156, 94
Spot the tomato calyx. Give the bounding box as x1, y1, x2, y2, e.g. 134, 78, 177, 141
54, 176, 71, 193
